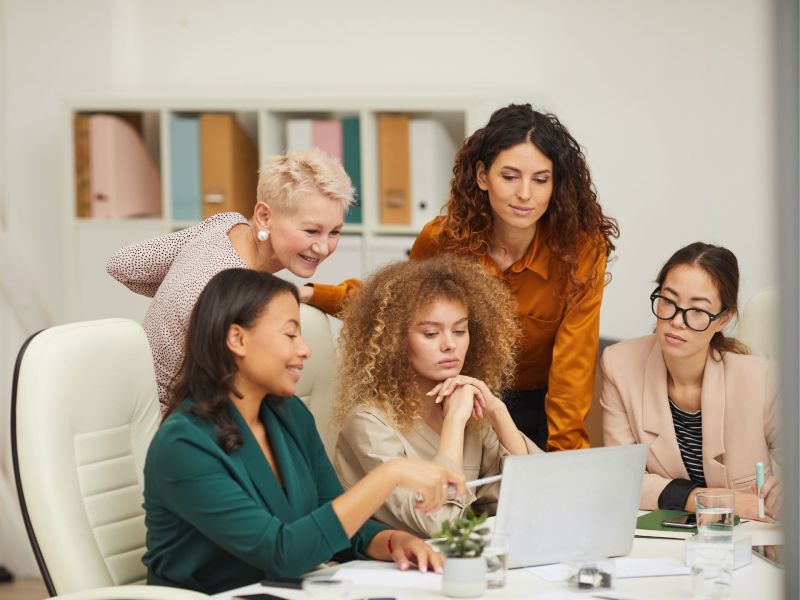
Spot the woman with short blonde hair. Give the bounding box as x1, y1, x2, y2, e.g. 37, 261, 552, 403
107, 148, 359, 411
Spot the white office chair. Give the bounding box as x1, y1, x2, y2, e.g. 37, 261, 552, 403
11, 318, 207, 600
737, 286, 778, 359
296, 304, 340, 460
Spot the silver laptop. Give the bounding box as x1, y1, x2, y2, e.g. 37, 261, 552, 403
494, 444, 647, 568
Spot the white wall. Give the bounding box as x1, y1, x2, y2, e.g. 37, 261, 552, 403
2, 0, 779, 337
0, 0, 781, 569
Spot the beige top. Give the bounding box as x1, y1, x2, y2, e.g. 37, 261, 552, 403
334, 406, 541, 538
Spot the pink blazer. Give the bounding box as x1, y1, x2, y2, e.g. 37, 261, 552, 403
600, 334, 780, 509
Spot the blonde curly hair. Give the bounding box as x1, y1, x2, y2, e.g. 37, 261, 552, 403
335, 255, 519, 430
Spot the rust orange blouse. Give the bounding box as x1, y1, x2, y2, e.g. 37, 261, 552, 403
409, 216, 607, 451
307, 278, 362, 317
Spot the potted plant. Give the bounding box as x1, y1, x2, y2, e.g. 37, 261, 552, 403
432, 508, 491, 598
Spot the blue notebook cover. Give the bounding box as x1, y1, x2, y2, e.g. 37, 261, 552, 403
342, 116, 362, 224
170, 115, 202, 221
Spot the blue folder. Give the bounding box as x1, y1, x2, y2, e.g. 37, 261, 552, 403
170, 115, 202, 221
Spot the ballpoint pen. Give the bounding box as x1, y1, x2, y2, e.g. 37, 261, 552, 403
446, 474, 503, 498
756, 461, 765, 519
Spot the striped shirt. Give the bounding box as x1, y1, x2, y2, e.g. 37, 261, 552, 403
669, 398, 706, 487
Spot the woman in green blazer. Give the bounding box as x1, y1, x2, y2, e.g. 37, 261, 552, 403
142, 268, 466, 594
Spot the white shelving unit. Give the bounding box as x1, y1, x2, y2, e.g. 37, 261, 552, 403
62, 95, 481, 322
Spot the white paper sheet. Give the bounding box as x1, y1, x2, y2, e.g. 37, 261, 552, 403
332, 565, 442, 590
526, 557, 691, 582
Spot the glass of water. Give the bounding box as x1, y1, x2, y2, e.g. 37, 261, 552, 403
691, 491, 735, 599
484, 532, 509, 589
695, 491, 735, 543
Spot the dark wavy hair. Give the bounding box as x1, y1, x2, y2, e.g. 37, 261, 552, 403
655, 242, 749, 357
165, 268, 299, 452
442, 103, 619, 292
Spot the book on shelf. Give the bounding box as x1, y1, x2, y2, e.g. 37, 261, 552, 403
377, 114, 411, 226
73, 114, 91, 218
341, 116, 362, 224
88, 114, 162, 219
285, 119, 313, 153
409, 118, 456, 229
169, 115, 202, 221
312, 120, 343, 160
199, 113, 258, 219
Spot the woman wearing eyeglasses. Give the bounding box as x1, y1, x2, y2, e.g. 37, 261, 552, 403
599, 242, 781, 521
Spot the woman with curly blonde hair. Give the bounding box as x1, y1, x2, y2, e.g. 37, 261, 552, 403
334, 256, 541, 538
410, 103, 619, 452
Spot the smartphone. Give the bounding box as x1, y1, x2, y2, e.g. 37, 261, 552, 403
661, 514, 697, 529
753, 544, 784, 568
258, 577, 303, 589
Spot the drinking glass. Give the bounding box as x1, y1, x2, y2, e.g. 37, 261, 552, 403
691, 491, 735, 599
695, 491, 735, 543
484, 532, 509, 589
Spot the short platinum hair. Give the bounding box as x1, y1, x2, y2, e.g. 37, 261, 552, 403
257, 148, 354, 214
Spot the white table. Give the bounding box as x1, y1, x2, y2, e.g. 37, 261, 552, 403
213, 520, 783, 600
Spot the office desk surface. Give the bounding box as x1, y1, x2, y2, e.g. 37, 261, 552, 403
213, 520, 783, 600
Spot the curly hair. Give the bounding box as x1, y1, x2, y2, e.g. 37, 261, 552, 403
334, 256, 519, 429
166, 268, 299, 452
441, 103, 619, 293
655, 242, 749, 358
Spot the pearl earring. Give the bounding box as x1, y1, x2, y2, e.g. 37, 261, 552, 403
257, 229, 269, 242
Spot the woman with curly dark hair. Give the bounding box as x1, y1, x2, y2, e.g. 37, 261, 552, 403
410, 103, 619, 452
334, 256, 540, 538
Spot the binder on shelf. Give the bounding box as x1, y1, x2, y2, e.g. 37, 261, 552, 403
285, 119, 314, 153
341, 116, 362, 224
409, 118, 456, 229
377, 114, 411, 225
73, 114, 91, 218
88, 114, 162, 219
312, 120, 343, 160
199, 113, 258, 219
169, 115, 202, 221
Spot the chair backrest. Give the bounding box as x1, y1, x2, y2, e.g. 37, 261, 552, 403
296, 304, 339, 459
737, 286, 778, 359
12, 319, 160, 596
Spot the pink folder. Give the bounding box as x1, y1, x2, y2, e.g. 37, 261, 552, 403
312, 120, 343, 160
89, 115, 162, 218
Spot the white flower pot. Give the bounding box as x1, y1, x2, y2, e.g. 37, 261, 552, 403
442, 555, 486, 598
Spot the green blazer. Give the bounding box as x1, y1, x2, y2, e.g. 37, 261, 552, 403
142, 396, 387, 594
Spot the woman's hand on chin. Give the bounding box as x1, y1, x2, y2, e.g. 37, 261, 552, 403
388, 530, 444, 574
427, 375, 503, 419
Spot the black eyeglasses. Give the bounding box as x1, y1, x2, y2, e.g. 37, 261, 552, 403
649, 287, 727, 332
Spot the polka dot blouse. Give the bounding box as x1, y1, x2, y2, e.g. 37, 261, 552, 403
106, 212, 249, 412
